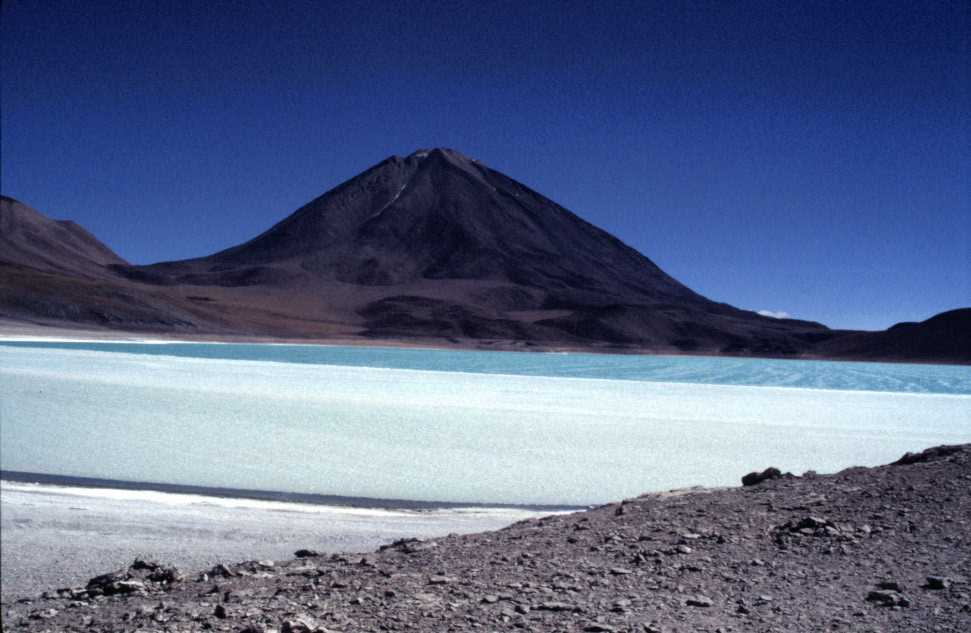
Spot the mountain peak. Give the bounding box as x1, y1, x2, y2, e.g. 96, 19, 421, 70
148, 147, 697, 300
384, 148, 480, 171
406, 147, 470, 161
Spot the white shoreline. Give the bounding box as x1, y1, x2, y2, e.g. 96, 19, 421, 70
0, 480, 548, 601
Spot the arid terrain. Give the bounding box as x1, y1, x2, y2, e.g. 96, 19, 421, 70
3, 444, 969, 632
2, 149, 968, 362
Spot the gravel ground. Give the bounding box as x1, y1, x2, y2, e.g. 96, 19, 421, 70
3, 444, 970, 632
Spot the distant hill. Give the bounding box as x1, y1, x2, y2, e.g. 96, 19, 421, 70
0, 151, 967, 363
816, 309, 971, 363
1, 195, 127, 277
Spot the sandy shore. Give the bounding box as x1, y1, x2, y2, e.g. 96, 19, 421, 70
0, 481, 547, 601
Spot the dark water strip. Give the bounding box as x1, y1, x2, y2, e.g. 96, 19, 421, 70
0, 470, 582, 513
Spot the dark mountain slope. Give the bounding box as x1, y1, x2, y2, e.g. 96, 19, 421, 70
139, 149, 699, 303
114, 148, 830, 355
1, 150, 966, 361
816, 308, 971, 363
0, 195, 127, 278
0, 198, 330, 335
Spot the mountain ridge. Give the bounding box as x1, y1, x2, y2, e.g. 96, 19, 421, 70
1, 149, 968, 362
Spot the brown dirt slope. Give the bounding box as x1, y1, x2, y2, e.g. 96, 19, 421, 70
4, 444, 969, 632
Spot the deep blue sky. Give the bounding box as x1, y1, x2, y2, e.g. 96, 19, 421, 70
2, 1, 968, 330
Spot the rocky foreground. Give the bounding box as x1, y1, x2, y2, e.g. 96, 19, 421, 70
3, 446, 970, 633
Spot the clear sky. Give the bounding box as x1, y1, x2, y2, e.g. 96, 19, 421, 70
2, 1, 968, 330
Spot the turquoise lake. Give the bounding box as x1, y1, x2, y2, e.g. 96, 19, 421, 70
1, 341, 969, 505
2, 340, 969, 394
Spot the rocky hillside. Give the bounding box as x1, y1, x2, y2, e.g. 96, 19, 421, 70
4, 444, 969, 632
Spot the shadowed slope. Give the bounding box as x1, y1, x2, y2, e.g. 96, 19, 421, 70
0, 195, 127, 278
817, 308, 971, 363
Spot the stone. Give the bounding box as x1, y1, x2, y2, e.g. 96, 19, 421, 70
149, 566, 183, 584
211, 564, 237, 578
536, 601, 580, 612
29, 608, 59, 620
877, 580, 903, 591
129, 558, 161, 571
104, 580, 147, 596
428, 575, 458, 585
281, 615, 320, 633
742, 467, 783, 486
866, 590, 909, 607
685, 595, 713, 607
926, 576, 951, 590
86, 570, 128, 592
294, 549, 322, 558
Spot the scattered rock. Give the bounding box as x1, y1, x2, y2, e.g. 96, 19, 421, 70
281, 615, 321, 632
86, 570, 128, 593
29, 608, 58, 620
894, 445, 962, 465
742, 467, 783, 486
866, 590, 910, 607
685, 595, 714, 607
925, 576, 951, 590
210, 563, 237, 578
776, 516, 842, 538
148, 566, 183, 584
129, 558, 161, 571
294, 549, 322, 558
110, 580, 147, 596
536, 601, 581, 612
7, 444, 970, 633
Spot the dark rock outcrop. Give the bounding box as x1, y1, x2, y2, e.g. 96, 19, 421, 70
741, 466, 784, 486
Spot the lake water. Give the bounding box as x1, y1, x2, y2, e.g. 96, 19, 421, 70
1, 341, 969, 506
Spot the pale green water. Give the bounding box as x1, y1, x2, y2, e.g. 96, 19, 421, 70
1, 343, 969, 505
1, 340, 969, 394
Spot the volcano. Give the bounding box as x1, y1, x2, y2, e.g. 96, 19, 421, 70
2, 149, 967, 361
115, 148, 826, 353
